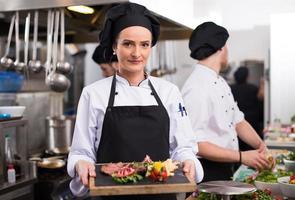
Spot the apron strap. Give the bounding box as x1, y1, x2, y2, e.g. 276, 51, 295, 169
108, 74, 164, 107
148, 80, 164, 107
108, 74, 117, 107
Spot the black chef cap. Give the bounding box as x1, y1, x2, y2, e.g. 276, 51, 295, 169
92, 45, 118, 64
189, 21, 229, 60
99, 2, 160, 57
234, 66, 249, 84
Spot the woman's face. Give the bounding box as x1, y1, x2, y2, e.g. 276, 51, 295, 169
114, 26, 152, 74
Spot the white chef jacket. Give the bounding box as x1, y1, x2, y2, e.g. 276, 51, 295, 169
68, 74, 204, 195
181, 64, 244, 154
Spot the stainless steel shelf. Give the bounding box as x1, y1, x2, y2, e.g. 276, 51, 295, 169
0, 0, 127, 12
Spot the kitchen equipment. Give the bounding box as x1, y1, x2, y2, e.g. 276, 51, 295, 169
284, 158, 295, 173
0, 71, 24, 92
45, 115, 75, 154
278, 176, 295, 198
254, 180, 281, 196
0, 106, 26, 117
46, 10, 71, 93
14, 12, 28, 72
45, 9, 54, 83
35, 170, 78, 200
37, 158, 65, 169
56, 9, 73, 75
24, 13, 30, 70
13, 11, 22, 71
46, 73, 71, 93
0, 14, 15, 69
199, 181, 256, 200
29, 11, 43, 73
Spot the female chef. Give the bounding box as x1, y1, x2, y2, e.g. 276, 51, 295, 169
67, 2, 203, 199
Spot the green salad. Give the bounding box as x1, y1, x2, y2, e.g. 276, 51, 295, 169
286, 151, 295, 161
255, 169, 292, 183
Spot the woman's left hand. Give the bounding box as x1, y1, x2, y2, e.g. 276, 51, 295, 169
182, 159, 195, 182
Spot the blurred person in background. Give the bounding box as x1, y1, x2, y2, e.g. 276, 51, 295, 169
182, 21, 270, 182
92, 45, 119, 78
231, 66, 264, 151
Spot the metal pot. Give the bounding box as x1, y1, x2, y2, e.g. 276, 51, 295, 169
45, 115, 75, 154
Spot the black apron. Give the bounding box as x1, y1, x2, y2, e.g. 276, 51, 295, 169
96, 75, 176, 200
199, 158, 234, 182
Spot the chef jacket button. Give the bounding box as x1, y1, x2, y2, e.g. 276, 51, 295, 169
233, 138, 235, 141
151, 92, 154, 95
115, 92, 118, 95
229, 124, 231, 128
225, 110, 228, 113
214, 82, 217, 84
232, 107, 234, 110
231, 122, 233, 125
222, 96, 224, 98
228, 93, 231, 96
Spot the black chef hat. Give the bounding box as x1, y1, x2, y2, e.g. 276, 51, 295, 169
189, 21, 229, 60
92, 45, 118, 64
99, 2, 160, 57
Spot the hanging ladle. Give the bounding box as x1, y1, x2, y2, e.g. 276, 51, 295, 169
29, 11, 43, 73
56, 9, 73, 75
45, 9, 54, 84
46, 10, 70, 93
14, 12, 30, 72
0, 14, 15, 69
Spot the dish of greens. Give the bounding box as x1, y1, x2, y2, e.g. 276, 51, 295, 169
286, 151, 295, 161
255, 170, 292, 183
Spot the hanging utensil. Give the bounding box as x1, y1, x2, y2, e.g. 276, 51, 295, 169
15, 12, 30, 73
0, 14, 15, 69
13, 11, 24, 71
45, 10, 54, 84
23, 13, 30, 77
46, 10, 70, 93
29, 11, 43, 73
56, 9, 73, 75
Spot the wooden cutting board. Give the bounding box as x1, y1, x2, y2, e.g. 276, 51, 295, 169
89, 164, 197, 196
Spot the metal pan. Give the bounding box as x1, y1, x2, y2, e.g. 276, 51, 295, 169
37, 158, 65, 169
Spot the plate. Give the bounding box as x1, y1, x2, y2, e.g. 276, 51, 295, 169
89, 164, 196, 196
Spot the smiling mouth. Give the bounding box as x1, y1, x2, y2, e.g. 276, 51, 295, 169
129, 60, 142, 64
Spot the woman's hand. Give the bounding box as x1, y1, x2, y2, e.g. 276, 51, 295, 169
75, 160, 96, 186
182, 159, 196, 183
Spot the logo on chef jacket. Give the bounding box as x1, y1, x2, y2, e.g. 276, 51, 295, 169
178, 103, 187, 117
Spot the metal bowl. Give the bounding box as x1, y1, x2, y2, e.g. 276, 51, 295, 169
278, 176, 295, 198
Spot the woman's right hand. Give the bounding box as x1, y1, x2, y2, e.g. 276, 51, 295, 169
241, 145, 270, 171
75, 160, 96, 186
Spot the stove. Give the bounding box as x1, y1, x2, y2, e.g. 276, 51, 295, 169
32, 152, 92, 200
34, 167, 75, 200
